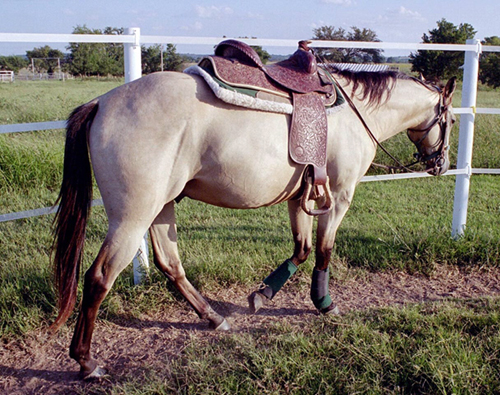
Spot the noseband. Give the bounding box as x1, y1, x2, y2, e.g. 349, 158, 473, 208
407, 92, 451, 172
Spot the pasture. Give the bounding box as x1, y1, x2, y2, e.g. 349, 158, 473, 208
1, 78, 500, 393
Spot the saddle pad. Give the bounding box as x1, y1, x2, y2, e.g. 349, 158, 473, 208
184, 65, 347, 116
185, 65, 294, 114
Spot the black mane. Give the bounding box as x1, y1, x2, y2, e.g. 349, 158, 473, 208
326, 65, 435, 106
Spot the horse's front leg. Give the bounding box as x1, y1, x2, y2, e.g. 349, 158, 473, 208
248, 198, 314, 313
312, 187, 355, 314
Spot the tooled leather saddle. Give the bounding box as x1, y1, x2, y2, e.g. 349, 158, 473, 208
199, 40, 337, 214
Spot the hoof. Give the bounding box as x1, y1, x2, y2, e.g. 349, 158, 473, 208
82, 365, 108, 381
209, 318, 231, 331
320, 303, 340, 315
215, 318, 231, 331
248, 291, 266, 314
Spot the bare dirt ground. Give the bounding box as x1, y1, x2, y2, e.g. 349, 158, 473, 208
2, 265, 500, 395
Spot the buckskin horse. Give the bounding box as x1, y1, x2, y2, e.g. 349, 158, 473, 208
51, 41, 457, 378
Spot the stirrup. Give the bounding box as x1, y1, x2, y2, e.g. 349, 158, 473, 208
300, 169, 332, 216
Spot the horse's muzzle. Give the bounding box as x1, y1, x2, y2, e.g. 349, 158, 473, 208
426, 156, 450, 176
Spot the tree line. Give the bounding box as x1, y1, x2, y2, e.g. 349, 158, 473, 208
0, 25, 187, 77
312, 19, 499, 87
0, 21, 499, 88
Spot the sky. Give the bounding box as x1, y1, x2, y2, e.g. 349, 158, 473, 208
1, 0, 498, 57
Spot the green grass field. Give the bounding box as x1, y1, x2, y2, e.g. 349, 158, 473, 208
1, 78, 500, 393
147, 299, 500, 394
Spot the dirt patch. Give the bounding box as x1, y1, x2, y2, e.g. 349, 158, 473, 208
1, 265, 500, 394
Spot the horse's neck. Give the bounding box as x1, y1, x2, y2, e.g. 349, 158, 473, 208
347, 78, 439, 142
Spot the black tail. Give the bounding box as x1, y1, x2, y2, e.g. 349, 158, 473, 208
50, 100, 99, 331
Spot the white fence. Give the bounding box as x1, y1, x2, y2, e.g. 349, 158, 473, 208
14, 72, 73, 81
1, 29, 500, 282
0, 70, 14, 82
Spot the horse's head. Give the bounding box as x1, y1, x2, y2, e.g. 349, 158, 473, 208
407, 77, 457, 176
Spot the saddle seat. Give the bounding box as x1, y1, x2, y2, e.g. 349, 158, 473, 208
198, 40, 338, 215
212, 39, 335, 97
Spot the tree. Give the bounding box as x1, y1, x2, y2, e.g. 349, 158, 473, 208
0, 55, 29, 73
26, 45, 64, 73
141, 44, 186, 74
479, 36, 500, 88
251, 46, 271, 64
312, 25, 384, 63
142, 44, 162, 74
162, 44, 185, 72
66, 25, 124, 77
232, 37, 271, 64
410, 19, 476, 81
101, 27, 125, 76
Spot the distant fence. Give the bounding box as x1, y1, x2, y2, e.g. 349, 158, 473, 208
15, 72, 73, 81
1, 30, 500, 282
0, 70, 14, 82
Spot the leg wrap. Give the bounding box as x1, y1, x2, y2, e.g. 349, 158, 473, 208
311, 268, 332, 311
262, 259, 298, 299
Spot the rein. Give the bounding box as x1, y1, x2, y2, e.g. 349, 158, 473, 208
373, 99, 449, 173
327, 68, 448, 174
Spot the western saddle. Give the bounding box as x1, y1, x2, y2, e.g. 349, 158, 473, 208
200, 39, 337, 215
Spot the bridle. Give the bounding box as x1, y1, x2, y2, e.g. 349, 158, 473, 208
406, 92, 451, 173
331, 71, 452, 174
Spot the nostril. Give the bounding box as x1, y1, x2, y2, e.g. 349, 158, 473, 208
441, 159, 450, 173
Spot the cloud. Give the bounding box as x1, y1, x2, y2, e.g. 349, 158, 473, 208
311, 21, 326, 30
246, 11, 265, 20
397, 6, 424, 21
195, 5, 233, 19
320, 0, 352, 5
378, 6, 425, 23
181, 21, 203, 31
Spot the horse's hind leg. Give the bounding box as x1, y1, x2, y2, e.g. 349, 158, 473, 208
248, 199, 314, 313
69, 224, 149, 379
149, 202, 230, 331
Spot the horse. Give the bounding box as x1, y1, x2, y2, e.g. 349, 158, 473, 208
50, 64, 457, 378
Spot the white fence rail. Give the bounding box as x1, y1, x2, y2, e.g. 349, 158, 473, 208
14, 72, 73, 81
1, 30, 500, 281
0, 70, 14, 82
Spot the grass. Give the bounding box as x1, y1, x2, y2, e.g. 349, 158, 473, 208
0, 79, 122, 124
169, 299, 500, 394
79, 298, 500, 394
0, 79, 499, 393
337, 176, 500, 272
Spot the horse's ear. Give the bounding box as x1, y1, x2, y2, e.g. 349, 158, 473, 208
443, 77, 457, 106
419, 73, 426, 82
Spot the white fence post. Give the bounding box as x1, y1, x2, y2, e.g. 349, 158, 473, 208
451, 39, 482, 238
133, 234, 150, 285
124, 27, 142, 83
124, 27, 148, 283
